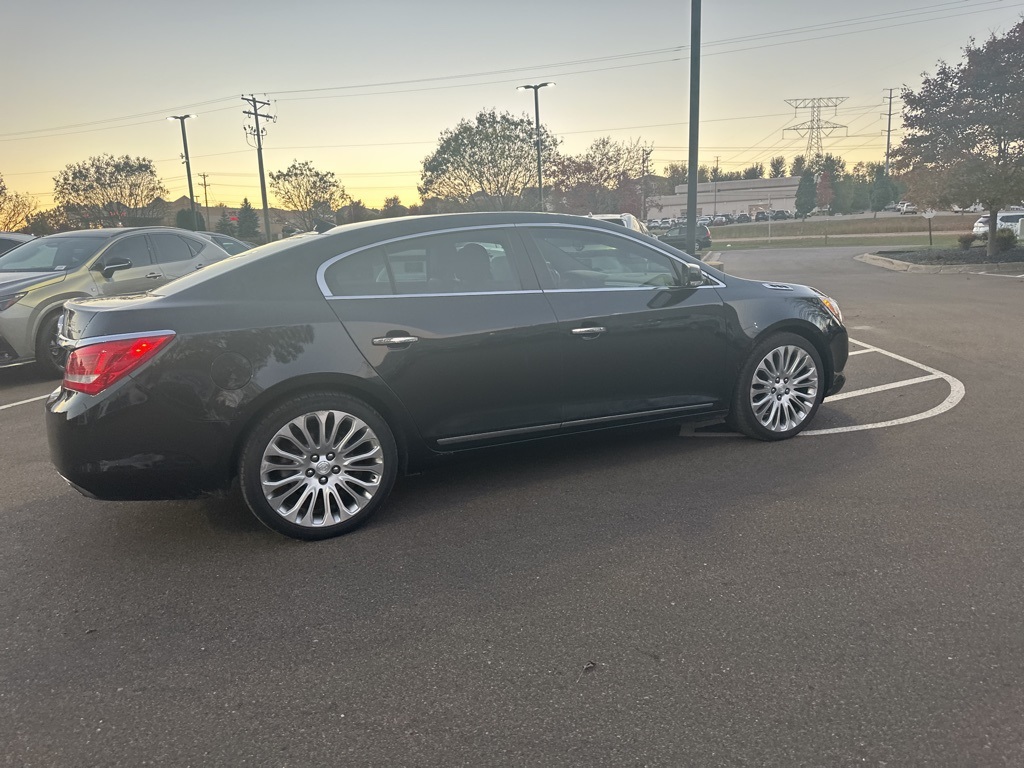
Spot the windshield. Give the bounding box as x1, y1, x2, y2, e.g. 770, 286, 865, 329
0, 236, 106, 273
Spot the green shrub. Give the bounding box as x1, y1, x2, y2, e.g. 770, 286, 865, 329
957, 233, 976, 250
993, 228, 1018, 252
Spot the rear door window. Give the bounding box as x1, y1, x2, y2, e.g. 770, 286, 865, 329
150, 233, 198, 264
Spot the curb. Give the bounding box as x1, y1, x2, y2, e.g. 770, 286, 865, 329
701, 251, 724, 271
855, 253, 1024, 275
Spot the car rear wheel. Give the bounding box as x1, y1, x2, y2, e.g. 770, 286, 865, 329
34, 312, 66, 378
730, 333, 824, 441
239, 391, 398, 540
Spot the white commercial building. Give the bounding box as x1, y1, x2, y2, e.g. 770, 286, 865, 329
649, 176, 801, 219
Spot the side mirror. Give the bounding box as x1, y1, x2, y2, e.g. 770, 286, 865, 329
99, 257, 132, 278
682, 263, 705, 288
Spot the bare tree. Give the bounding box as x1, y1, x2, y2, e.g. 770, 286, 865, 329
0, 174, 38, 230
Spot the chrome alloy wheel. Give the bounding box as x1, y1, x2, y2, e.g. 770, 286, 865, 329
259, 410, 384, 527
748, 345, 819, 433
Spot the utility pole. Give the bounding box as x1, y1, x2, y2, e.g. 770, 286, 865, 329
198, 173, 211, 231
640, 146, 653, 220
882, 88, 897, 175
784, 97, 848, 157
713, 155, 719, 215
242, 94, 275, 242
685, 0, 702, 256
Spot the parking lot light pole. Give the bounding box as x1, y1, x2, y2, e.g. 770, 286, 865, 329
517, 82, 555, 211
167, 115, 199, 230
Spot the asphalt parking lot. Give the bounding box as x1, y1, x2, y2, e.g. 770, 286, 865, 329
2, 246, 1023, 767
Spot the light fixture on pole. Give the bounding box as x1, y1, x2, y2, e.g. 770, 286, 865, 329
167, 115, 199, 230
517, 82, 555, 211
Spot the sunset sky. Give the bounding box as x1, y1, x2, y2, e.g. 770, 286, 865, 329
3, 0, 1022, 212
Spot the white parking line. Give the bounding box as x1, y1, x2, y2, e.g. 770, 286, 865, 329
0, 393, 49, 411
683, 338, 965, 438
826, 373, 939, 402
802, 339, 964, 436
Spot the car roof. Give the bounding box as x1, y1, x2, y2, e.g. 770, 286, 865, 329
45, 227, 205, 240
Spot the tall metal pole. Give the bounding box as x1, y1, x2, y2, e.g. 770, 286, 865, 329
168, 115, 198, 230
533, 87, 543, 211
685, 0, 702, 256
518, 82, 555, 212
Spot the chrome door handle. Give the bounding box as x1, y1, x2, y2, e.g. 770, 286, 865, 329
372, 335, 419, 346
145, 272, 162, 279
571, 326, 606, 336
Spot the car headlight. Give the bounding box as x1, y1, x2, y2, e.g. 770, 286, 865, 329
0, 292, 27, 312
813, 290, 843, 324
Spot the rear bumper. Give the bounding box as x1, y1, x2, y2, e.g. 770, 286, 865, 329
46, 385, 235, 501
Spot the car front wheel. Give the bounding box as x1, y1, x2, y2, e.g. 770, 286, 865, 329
730, 333, 824, 441
239, 391, 398, 540
34, 312, 66, 378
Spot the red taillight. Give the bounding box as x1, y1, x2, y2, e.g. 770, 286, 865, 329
63, 333, 175, 396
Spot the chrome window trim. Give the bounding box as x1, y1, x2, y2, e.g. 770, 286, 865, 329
517, 221, 727, 289
316, 224, 518, 298
59, 329, 177, 351
328, 289, 544, 300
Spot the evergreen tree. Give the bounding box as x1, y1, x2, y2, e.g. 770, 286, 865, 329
790, 155, 807, 177
236, 198, 261, 241
795, 171, 817, 218
175, 208, 205, 230
215, 210, 237, 236
769, 156, 787, 178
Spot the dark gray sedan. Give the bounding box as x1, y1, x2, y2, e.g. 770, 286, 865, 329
48, 212, 848, 540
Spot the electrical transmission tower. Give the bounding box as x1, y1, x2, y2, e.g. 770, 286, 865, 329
783, 97, 848, 158
242, 94, 276, 242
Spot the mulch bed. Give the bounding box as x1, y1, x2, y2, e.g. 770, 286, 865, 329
875, 247, 1024, 265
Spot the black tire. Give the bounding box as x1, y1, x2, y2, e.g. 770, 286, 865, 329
729, 332, 824, 441
239, 391, 398, 541
34, 312, 66, 378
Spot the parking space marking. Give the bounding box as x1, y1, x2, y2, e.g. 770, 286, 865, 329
802, 339, 964, 436
683, 338, 965, 439
826, 373, 939, 402
0, 393, 49, 412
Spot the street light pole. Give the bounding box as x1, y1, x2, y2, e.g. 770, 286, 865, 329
167, 115, 199, 230
517, 82, 555, 211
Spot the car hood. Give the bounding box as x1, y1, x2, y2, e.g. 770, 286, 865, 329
0, 271, 67, 294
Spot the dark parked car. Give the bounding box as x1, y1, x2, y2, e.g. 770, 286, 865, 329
659, 224, 712, 250
735, 213, 752, 224
48, 212, 848, 540
0, 232, 34, 255
771, 210, 792, 221
197, 231, 255, 255
754, 211, 770, 222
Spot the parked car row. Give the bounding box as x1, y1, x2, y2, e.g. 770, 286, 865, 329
0, 227, 253, 374
646, 210, 793, 229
